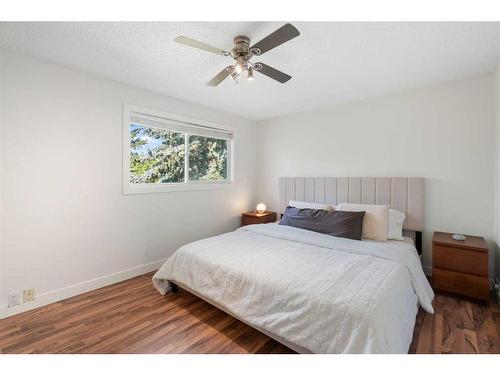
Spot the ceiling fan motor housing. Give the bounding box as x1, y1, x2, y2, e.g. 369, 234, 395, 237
232, 35, 251, 59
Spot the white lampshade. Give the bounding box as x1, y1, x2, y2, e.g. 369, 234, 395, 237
256, 203, 266, 213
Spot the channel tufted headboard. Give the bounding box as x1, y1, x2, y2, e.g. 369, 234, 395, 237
278, 177, 425, 232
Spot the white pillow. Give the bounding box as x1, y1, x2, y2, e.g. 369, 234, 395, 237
336, 203, 389, 241
388, 209, 406, 241
288, 200, 333, 211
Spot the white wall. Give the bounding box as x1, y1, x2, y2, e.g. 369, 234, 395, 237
0, 49, 5, 309
494, 64, 500, 281
0, 50, 257, 317
257, 74, 496, 276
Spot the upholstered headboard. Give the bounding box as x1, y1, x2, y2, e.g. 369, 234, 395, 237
278, 177, 425, 232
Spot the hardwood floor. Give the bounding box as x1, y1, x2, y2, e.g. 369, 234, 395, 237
0, 273, 293, 354
409, 292, 500, 354
1, 272, 499, 354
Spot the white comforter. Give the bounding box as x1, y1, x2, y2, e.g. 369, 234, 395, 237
153, 224, 434, 353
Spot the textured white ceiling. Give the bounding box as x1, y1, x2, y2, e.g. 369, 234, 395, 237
1, 22, 499, 120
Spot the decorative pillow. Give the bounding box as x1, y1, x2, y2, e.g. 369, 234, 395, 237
336, 203, 389, 242
279, 206, 365, 240
388, 209, 406, 241
288, 200, 333, 211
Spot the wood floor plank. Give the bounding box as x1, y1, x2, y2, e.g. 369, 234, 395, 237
453, 328, 465, 354
408, 307, 425, 353
493, 310, 500, 339
440, 312, 455, 353
464, 329, 479, 354
462, 302, 476, 331
483, 309, 500, 354
416, 312, 433, 353
432, 314, 443, 354
1, 272, 499, 354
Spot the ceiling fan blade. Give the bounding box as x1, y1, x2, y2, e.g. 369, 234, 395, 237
207, 67, 233, 86
254, 63, 291, 83
175, 36, 225, 55
250, 23, 300, 55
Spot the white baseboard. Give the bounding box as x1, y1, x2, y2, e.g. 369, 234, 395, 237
0, 258, 166, 320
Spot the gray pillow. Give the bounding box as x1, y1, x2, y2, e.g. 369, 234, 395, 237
279, 206, 365, 240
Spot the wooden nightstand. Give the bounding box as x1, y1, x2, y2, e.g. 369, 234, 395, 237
432, 231, 489, 301
241, 211, 277, 226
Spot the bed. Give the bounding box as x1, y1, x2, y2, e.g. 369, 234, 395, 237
153, 177, 434, 353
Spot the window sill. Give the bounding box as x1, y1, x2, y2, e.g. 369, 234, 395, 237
123, 182, 232, 195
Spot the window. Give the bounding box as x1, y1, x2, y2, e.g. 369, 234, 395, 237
188, 135, 228, 181
123, 105, 233, 194
130, 125, 186, 184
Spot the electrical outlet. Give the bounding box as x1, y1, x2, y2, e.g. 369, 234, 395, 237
23, 289, 35, 303
7, 291, 22, 308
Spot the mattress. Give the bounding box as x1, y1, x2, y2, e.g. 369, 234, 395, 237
153, 223, 434, 353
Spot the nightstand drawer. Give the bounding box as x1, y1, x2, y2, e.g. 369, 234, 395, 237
433, 268, 489, 301
433, 245, 488, 277
242, 216, 268, 226
241, 211, 277, 226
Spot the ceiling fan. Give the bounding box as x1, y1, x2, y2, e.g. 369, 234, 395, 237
174, 23, 300, 86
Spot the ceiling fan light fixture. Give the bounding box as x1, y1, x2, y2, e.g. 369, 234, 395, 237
247, 67, 254, 81
230, 71, 239, 82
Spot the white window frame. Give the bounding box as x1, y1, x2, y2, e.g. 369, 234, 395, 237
123, 104, 234, 194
